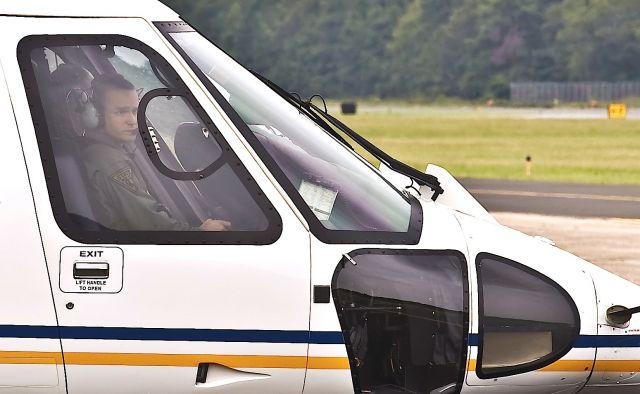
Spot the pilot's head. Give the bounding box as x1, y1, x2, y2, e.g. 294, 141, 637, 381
91, 73, 139, 143
50, 64, 94, 136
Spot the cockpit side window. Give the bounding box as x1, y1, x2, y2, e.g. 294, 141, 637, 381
332, 249, 469, 394
18, 35, 281, 244
476, 253, 580, 379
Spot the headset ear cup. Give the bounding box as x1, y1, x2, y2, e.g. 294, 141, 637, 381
81, 100, 100, 130
65, 88, 99, 131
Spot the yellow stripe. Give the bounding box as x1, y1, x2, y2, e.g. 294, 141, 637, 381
593, 360, 640, 372
5, 353, 640, 372
0, 350, 350, 369
6, 352, 639, 373
0, 351, 63, 364
469, 359, 640, 373
0, 357, 59, 365
64, 353, 307, 368
307, 357, 351, 370
540, 360, 593, 372
468, 359, 593, 372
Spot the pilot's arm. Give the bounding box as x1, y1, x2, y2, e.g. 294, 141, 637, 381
90, 162, 195, 231
85, 153, 229, 231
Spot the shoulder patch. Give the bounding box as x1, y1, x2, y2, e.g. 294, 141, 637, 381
111, 167, 139, 194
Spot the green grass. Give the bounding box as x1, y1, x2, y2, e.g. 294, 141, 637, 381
335, 112, 640, 185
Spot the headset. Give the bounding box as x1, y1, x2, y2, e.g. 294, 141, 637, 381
64, 87, 100, 133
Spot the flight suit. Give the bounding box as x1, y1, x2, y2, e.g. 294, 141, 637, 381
82, 132, 195, 231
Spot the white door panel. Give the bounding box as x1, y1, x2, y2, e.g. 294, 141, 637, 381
2, 16, 311, 394
0, 56, 64, 393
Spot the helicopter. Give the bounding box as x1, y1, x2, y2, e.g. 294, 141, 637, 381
0, 1, 638, 393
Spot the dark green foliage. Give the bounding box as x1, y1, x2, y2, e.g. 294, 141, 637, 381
161, 0, 640, 100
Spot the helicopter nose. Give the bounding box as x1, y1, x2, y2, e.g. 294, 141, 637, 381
584, 271, 640, 388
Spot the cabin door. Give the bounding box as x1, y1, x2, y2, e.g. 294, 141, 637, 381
4, 17, 312, 394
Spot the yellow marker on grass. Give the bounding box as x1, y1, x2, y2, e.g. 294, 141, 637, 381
608, 103, 627, 119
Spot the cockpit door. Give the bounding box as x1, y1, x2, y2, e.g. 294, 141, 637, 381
3, 16, 311, 394
305, 202, 472, 394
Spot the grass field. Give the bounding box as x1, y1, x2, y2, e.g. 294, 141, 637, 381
335, 110, 640, 185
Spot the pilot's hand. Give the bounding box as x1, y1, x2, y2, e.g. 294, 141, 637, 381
199, 219, 231, 231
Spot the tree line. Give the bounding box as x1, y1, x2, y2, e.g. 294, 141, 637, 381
162, 0, 640, 100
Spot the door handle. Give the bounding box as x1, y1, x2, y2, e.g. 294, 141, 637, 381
195, 363, 269, 388
73, 262, 109, 279
196, 363, 208, 384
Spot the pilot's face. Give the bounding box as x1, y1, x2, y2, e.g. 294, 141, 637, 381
102, 89, 139, 143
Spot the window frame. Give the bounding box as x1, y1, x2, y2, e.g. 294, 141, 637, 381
154, 21, 424, 245
475, 252, 581, 379
17, 34, 282, 245
137, 88, 227, 180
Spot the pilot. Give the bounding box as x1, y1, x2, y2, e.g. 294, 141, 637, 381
82, 72, 230, 231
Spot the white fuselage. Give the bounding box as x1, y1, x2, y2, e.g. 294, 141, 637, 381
0, 2, 638, 393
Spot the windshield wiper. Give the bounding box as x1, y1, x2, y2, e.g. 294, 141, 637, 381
250, 71, 355, 150
250, 71, 444, 201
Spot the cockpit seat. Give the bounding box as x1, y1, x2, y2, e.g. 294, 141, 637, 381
174, 122, 222, 172
174, 122, 259, 228
51, 137, 103, 230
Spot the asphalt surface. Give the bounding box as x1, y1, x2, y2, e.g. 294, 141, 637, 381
494, 212, 640, 284
460, 178, 640, 218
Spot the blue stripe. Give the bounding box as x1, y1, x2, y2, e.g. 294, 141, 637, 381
4, 326, 640, 348
309, 331, 345, 344
573, 335, 640, 348
0, 325, 59, 339
0, 325, 344, 344
468, 333, 640, 348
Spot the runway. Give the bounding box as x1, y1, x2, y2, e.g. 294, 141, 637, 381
459, 178, 640, 284
460, 178, 640, 219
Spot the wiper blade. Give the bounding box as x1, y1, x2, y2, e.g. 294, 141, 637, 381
305, 101, 444, 200
250, 71, 354, 150
250, 71, 444, 201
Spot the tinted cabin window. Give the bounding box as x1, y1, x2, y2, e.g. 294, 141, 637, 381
18, 35, 280, 244
332, 250, 469, 394
476, 253, 580, 378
